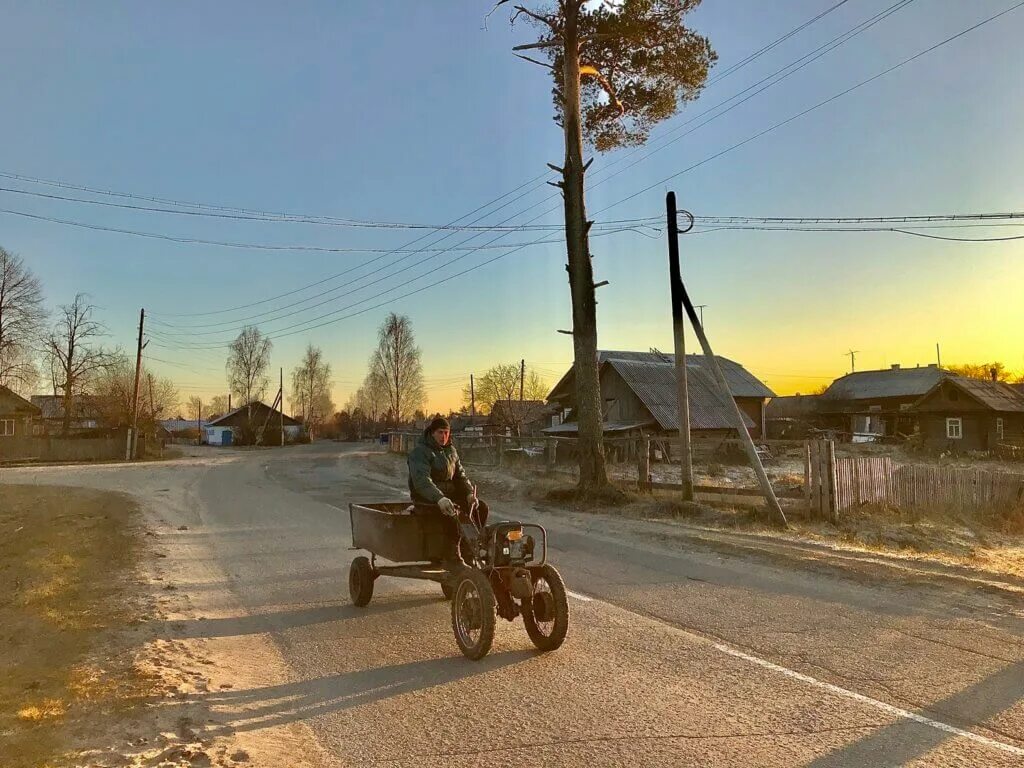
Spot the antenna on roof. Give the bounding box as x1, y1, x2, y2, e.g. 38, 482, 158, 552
845, 349, 860, 374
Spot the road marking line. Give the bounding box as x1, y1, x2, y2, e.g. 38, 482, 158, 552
570, 590, 1023, 756
714, 644, 1024, 757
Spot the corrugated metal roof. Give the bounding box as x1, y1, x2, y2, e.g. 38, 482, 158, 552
945, 377, 1024, 413
607, 359, 755, 431
822, 366, 947, 401
0, 386, 40, 415
542, 420, 653, 434
548, 350, 774, 401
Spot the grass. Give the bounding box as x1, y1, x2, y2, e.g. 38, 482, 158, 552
0, 485, 152, 768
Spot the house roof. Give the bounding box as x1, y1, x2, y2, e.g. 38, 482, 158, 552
543, 420, 653, 435
206, 401, 301, 427
160, 418, 209, 432
548, 350, 775, 402
487, 399, 555, 424
30, 394, 101, 420
914, 376, 1024, 413
0, 386, 41, 415
822, 365, 947, 402
607, 358, 755, 431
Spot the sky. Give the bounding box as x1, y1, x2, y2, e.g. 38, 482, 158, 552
1, 0, 1022, 415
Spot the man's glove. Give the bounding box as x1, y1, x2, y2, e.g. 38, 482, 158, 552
467, 485, 479, 507
437, 497, 456, 516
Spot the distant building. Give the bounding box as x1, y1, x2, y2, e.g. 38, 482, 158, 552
204, 401, 302, 446
30, 394, 102, 434
486, 399, 559, 436
816, 364, 947, 440
764, 394, 822, 439
545, 350, 774, 439
912, 376, 1024, 451
0, 386, 41, 438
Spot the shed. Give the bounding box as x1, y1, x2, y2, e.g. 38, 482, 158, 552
911, 376, 1024, 451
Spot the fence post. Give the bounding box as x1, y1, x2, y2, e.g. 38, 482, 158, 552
803, 441, 811, 512
826, 440, 839, 523
546, 437, 557, 469
497, 436, 505, 467
638, 436, 651, 493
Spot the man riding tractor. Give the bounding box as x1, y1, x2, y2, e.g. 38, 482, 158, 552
407, 416, 489, 571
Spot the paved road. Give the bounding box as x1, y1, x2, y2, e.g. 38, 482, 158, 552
5, 442, 1023, 766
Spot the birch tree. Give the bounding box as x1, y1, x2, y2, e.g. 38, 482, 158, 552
370, 313, 425, 425
0, 247, 46, 394
226, 326, 272, 406
290, 344, 334, 438
44, 294, 110, 435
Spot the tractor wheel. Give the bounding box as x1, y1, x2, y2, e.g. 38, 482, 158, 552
450, 570, 496, 660
522, 564, 569, 652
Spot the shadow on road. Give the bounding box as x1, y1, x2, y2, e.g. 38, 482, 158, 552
805, 659, 1024, 766
161, 596, 443, 639
166, 650, 535, 735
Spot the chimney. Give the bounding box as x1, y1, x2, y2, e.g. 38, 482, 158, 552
990, 367, 998, 382
890, 364, 901, 371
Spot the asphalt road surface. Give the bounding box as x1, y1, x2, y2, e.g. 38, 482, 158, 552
5, 442, 1022, 767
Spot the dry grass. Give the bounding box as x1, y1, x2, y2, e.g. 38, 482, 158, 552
0, 485, 155, 768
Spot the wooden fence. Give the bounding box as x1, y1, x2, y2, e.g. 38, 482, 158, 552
809, 440, 1024, 518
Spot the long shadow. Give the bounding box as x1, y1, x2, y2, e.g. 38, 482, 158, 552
805, 659, 1024, 766
158, 650, 533, 736
157, 596, 442, 639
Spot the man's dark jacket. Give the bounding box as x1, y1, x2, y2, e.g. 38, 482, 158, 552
407, 429, 473, 505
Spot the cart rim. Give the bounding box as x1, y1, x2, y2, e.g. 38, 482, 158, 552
531, 576, 556, 636
454, 578, 484, 648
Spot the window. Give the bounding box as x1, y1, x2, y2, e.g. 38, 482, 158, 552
0, 419, 14, 437
996, 417, 1004, 441
946, 417, 962, 440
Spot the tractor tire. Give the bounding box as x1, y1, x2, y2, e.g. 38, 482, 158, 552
348, 556, 374, 607
522, 564, 569, 652
450, 570, 496, 660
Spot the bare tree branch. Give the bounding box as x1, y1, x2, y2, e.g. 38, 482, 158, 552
514, 52, 556, 69
512, 5, 559, 31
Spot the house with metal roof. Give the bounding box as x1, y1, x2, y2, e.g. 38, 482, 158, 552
204, 401, 303, 446
544, 350, 775, 439
29, 394, 103, 434
816, 364, 948, 440
911, 375, 1024, 451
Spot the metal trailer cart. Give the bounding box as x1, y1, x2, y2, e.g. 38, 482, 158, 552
347, 501, 569, 660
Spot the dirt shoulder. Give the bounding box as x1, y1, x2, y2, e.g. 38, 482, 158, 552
361, 450, 1024, 596
1, 483, 324, 768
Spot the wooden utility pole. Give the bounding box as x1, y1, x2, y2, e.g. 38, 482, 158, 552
936, 343, 942, 368
669, 193, 787, 527
280, 367, 285, 447
520, 359, 525, 402
197, 400, 202, 444
147, 373, 155, 427
666, 193, 694, 502
470, 374, 476, 417
130, 308, 145, 460
846, 349, 860, 374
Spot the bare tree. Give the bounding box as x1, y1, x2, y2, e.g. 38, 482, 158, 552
0, 246, 46, 393
462, 364, 550, 413
501, 0, 715, 491
93, 353, 179, 429
186, 395, 203, 421
207, 394, 230, 419
370, 313, 425, 425
45, 294, 110, 435
226, 326, 272, 406
290, 344, 334, 438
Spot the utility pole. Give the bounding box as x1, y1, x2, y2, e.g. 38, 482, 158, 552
695, 304, 707, 331
666, 192, 694, 503
470, 374, 476, 417
936, 343, 942, 368
280, 367, 285, 447
147, 373, 155, 423
130, 308, 145, 460
846, 349, 860, 374
520, 359, 525, 402
669, 191, 787, 527
228, 393, 232, 412
197, 399, 202, 445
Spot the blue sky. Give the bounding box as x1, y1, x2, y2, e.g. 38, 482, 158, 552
1, 0, 1022, 411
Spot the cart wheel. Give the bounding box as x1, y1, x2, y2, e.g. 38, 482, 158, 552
450, 570, 496, 660
440, 580, 455, 601
522, 564, 569, 652
349, 556, 374, 607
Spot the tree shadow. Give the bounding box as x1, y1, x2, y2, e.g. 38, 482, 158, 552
805, 659, 1024, 766
158, 596, 442, 639
161, 650, 534, 736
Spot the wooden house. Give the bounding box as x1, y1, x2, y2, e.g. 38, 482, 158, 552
0, 386, 41, 438
911, 376, 1024, 451
544, 350, 774, 439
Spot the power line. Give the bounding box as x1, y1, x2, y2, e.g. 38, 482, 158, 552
596, 0, 1024, 214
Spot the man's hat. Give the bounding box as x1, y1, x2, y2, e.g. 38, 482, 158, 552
427, 416, 450, 433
